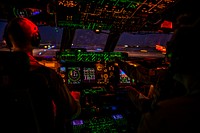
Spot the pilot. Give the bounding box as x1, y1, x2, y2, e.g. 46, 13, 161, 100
136, 18, 200, 133
3, 17, 81, 132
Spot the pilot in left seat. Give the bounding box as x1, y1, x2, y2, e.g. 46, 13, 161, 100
3, 17, 81, 133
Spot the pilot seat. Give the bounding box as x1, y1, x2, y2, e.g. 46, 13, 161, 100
0, 51, 55, 133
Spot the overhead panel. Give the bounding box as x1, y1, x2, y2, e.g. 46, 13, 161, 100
1, 0, 178, 32
56, 0, 177, 32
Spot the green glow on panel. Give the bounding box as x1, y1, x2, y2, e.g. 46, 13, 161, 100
59, 51, 128, 62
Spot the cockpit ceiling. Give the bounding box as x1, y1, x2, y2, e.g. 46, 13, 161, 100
56, 0, 178, 32
0, 0, 185, 32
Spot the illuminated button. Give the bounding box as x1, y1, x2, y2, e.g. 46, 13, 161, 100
96, 64, 103, 71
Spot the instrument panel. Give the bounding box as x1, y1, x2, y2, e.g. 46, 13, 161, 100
38, 51, 158, 133
58, 61, 121, 91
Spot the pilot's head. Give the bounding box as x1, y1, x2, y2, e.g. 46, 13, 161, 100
168, 19, 200, 79
3, 17, 41, 52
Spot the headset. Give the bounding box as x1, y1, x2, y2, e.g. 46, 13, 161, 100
3, 17, 41, 49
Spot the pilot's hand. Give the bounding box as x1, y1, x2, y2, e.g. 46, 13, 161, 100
125, 86, 150, 112
125, 86, 140, 102
125, 86, 149, 100
71, 91, 81, 101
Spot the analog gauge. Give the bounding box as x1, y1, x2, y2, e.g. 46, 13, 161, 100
96, 64, 103, 71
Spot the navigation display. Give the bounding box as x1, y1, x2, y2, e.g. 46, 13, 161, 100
67, 67, 81, 84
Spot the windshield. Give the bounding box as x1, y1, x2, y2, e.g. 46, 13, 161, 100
0, 22, 172, 58
72, 29, 110, 52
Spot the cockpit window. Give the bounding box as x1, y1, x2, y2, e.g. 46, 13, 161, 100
38, 26, 63, 48
0, 21, 7, 47
115, 32, 173, 57
1, 21, 172, 58
72, 29, 109, 52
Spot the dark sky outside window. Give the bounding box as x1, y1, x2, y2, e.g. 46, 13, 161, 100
38, 26, 63, 45
115, 32, 172, 55
117, 32, 172, 46
72, 29, 109, 51
72, 29, 172, 51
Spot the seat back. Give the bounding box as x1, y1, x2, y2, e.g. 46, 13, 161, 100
0, 51, 55, 133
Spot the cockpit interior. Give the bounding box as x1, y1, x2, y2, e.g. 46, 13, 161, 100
0, 0, 195, 132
